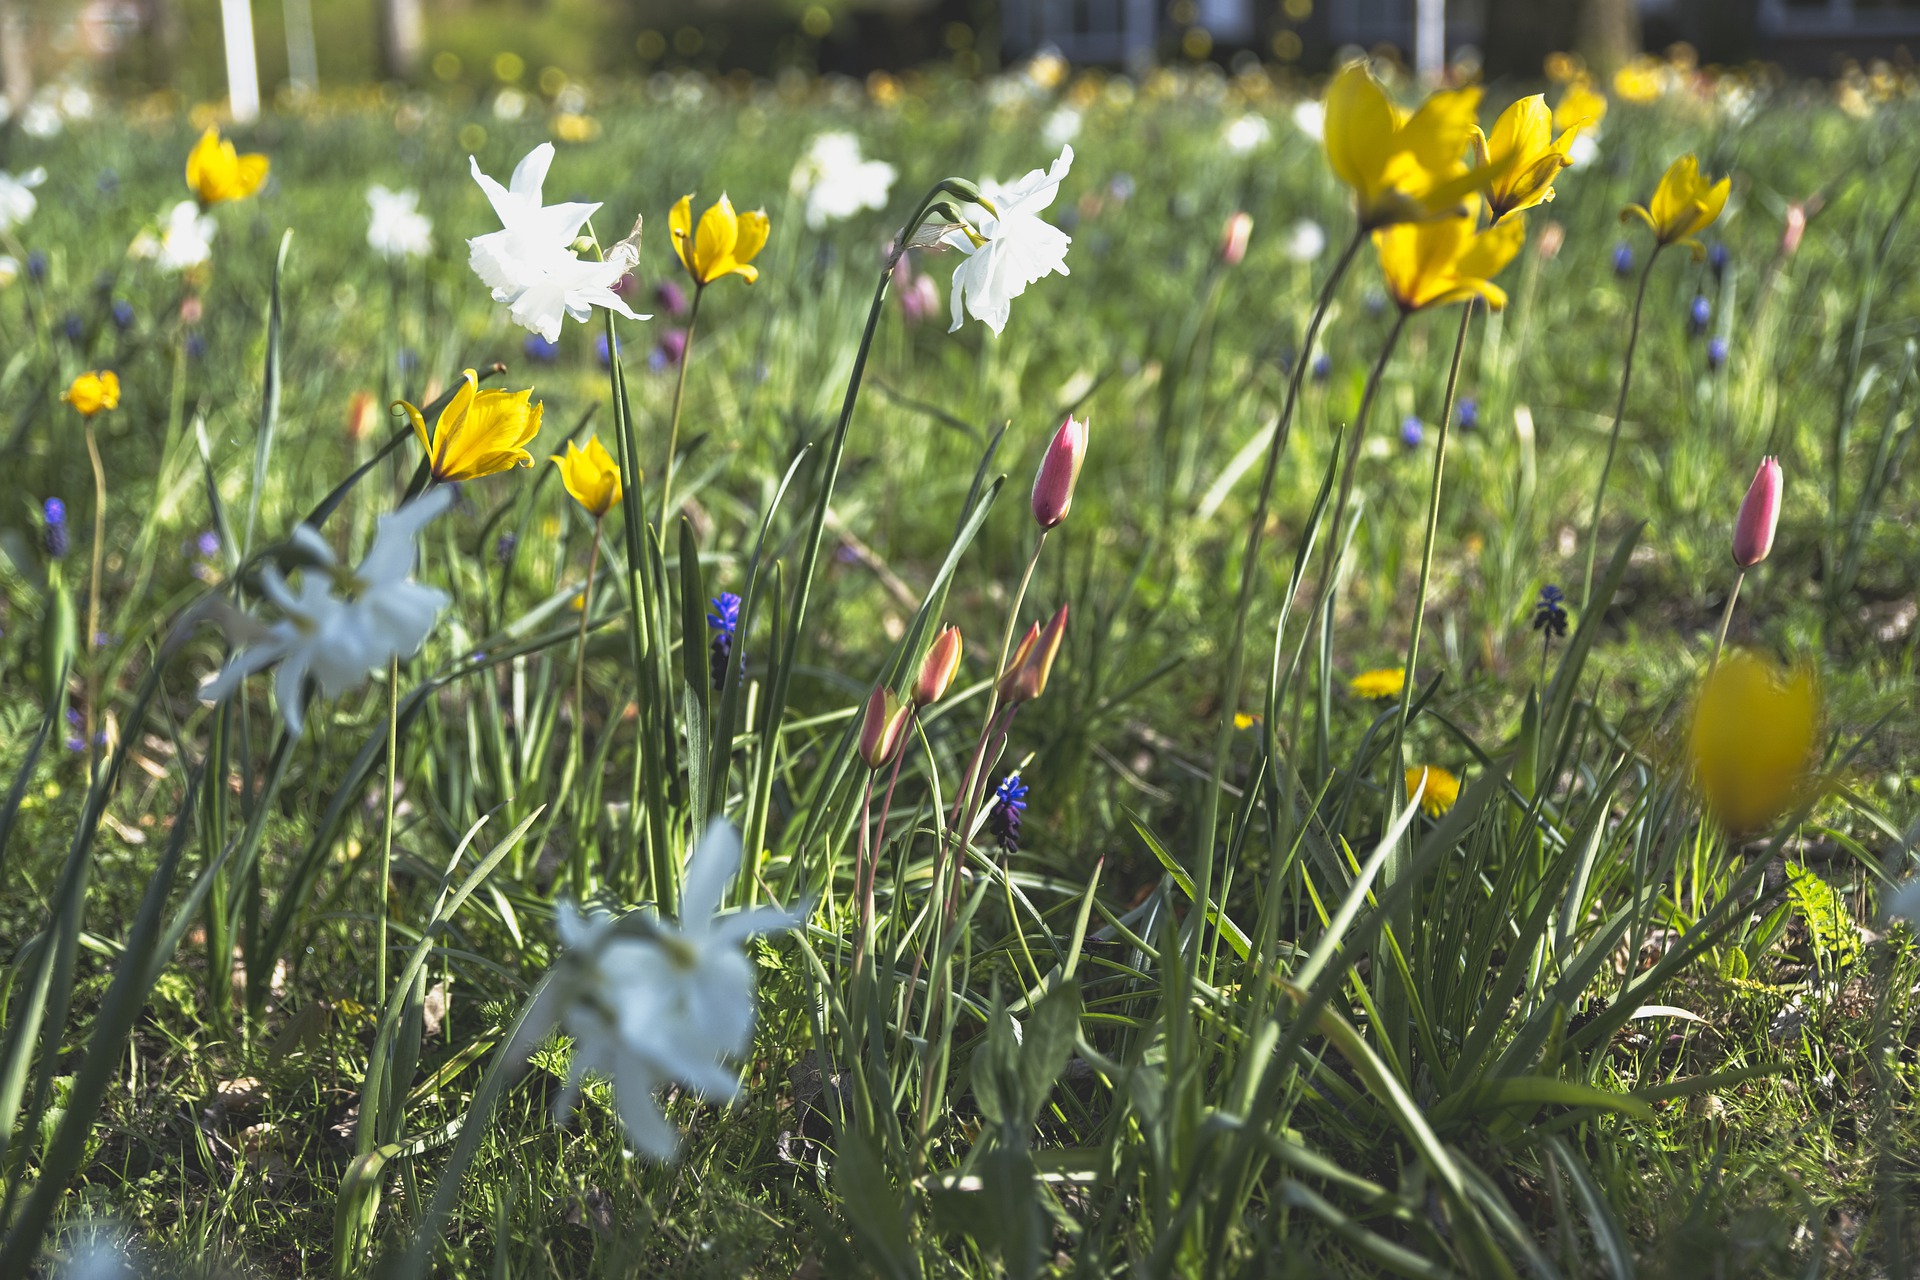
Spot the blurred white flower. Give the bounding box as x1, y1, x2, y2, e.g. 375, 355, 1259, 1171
1887, 877, 1920, 928
57, 1228, 135, 1280
1284, 218, 1327, 263
492, 87, 528, 121
1566, 132, 1599, 170
0, 166, 44, 232
467, 142, 645, 343
1043, 105, 1083, 148
1223, 114, 1272, 155
20, 100, 60, 138
199, 488, 453, 735
0, 256, 18, 287
943, 144, 1074, 336
520, 819, 801, 1159
1291, 99, 1325, 142
789, 131, 896, 230
130, 200, 217, 273
367, 184, 433, 260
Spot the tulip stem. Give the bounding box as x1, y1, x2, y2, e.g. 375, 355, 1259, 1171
377, 656, 398, 1014
82, 420, 106, 771
570, 520, 603, 897
1582, 247, 1660, 609
657, 287, 704, 530
1709, 569, 1744, 676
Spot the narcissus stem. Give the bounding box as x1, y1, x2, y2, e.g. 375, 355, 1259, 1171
657, 286, 704, 529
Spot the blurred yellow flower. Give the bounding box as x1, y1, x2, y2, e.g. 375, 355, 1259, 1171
1554, 78, 1608, 134
63, 370, 120, 416
552, 435, 624, 518
1622, 154, 1730, 259
185, 125, 269, 206
670, 193, 769, 287
1373, 207, 1524, 311
1689, 652, 1819, 832
552, 112, 599, 143
1542, 52, 1580, 84
1349, 667, 1406, 699
1474, 94, 1588, 222
1405, 765, 1460, 816
402, 368, 543, 483
1612, 58, 1665, 105
1323, 63, 1498, 230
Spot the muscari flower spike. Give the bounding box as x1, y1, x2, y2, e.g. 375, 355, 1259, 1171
1399, 416, 1424, 449
1707, 336, 1729, 371
1311, 352, 1333, 382
1688, 293, 1711, 335
1532, 583, 1569, 641
1612, 241, 1634, 277
43, 496, 68, 558
707, 591, 741, 692
1457, 396, 1478, 430
986, 773, 1029, 854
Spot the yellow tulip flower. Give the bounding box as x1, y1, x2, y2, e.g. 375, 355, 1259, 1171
1474, 94, 1590, 222
1405, 765, 1461, 817
1622, 154, 1730, 259
1689, 652, 1819, 832
63, 370, 120, 417
1373, 207, 1524, 312
552, 436, 625, 518
1324, 63, 1501, 230
1554, 78, 1608, 135
401, 368, 544, 483
670, 193, 770, 287
185, 126, 270, 207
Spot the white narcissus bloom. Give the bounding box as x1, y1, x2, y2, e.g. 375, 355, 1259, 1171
1223, 114, 1271, 155
131, 200, 217, 273
519, 819, 801, 1160
1291, 99, 1325, 142
467, 142, 646, 343
1043, 106, 1083, 148
790, 132, 896, 230
1284, 218, 1327, 263
367, 184, 434, 260
943, 144, 1074, 337
198, 487, 453, 735
0, 166, 45, 232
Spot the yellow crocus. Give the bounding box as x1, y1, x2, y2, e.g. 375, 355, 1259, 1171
1474, 94, 1590, 222
185, 126, 270, 207
1405, 765, 1461, 817
401, 369, 543, 483
1554, 78, 1608, 135
1688, 651, 1819, 832
1348, 667, 1406, 699
63, 370, 120, 417
552, 436, 624, 518
1622, 154, 1730, 259
1373, 207, 1524, 312
1324, 63, 1502, 230
669, 193, 770, 287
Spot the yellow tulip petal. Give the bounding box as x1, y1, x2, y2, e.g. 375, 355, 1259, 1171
1324, 64, 1397, 200
733, 208, 770, 266
669, 194, 696, 276
693, 196, 739, 284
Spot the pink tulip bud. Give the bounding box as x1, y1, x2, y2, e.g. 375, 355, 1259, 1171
1032, 415, 1088, 531
1781, 203, 1807, 258
857, 686, 911, 771
1732, 456, 1782, 568
996, 622, 1041, 701
1003, 604, 1068, 704
1220, 211, 1253, 266
1535, 221, 1565, 261
913, 626, 963, 706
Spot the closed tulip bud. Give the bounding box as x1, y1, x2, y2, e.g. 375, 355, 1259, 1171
1781, 202, 1807, 258
857, 686, 911, 770
1535, 220, 1564, 261
1732, 457, 1782, 568
1220, 211, 1253, 266
1032, 415, 1088, 531
1004, 604, 1068, 704
996, 622, 1041, 701
913, 626, 963, 705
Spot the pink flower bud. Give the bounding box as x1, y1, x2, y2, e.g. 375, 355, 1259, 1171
1781, 203, 1807, 258
913, 626, 963, 706
1535, 221, 1565, 261
1032, 415, 1088, 531
996, 622, 1041, 701
1732, 456, 1782, 568
857, 686, 911, 770
1003, 604, 1068, 704
1220, 211, 1253, 266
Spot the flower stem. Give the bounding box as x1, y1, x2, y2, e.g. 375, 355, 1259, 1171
377, 657, 398, 1012
1581, 248, 1660, 609
1709, 569, 1744, 675
570, 520, 603, 897
83, 420, 106, 769
657, 286, 704, 530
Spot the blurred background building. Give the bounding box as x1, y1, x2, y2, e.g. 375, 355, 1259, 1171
0, 0, 1910, 118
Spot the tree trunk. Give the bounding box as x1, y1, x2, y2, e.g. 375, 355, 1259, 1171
1574, 0, 1641, 75
0, 0, 31, 116
378, 0, 425, 81
1478, 0, 1573, 79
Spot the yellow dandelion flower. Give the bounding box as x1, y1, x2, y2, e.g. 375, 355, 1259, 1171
63, 370, 120, 417
1405, 765, 1460, 817
1348, 667, 1406, 699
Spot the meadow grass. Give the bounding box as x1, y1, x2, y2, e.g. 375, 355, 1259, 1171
1, 60, 1918, 1278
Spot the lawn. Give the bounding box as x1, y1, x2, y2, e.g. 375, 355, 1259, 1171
1, 53, 1917, 1278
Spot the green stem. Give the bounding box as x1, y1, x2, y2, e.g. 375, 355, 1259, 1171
377, 657, 398, 1011
570, 522, 603, 897
1581, 247, 1660, 609
1709, 569, 1743, 675
82, 420, 106, 773
657, 286, 704, 529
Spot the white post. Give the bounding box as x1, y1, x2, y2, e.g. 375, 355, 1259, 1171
1414, 0, 1445, 81
284, 0, 318, 99
220, 0, 260, 122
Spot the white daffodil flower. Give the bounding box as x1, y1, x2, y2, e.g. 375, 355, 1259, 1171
1291, 99, 1325, 142
521, 818, 801, 1160
467, 142, 645, 343
943, 144, 1074, 337
1284, 218, 1327, 263
0, 166, 45, 232
130, 200, 217, 273
1223, 114, 1271, 155
367, 184, 434, 260
790, 132, 896, 230
198, 488, 453, 735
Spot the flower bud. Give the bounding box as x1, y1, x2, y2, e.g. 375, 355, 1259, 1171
996, 622, 1040, 701
1535, 220, 1564, 261
857, 686, 911, 770
1032, 415, 1088, 531
913, 626, 963, 706
347, 390, 377, 443
1219, 211, 1252, 266
1732, 456, 1782, 569
1781, 203, 1807, 258
1002, 604, 1067, 704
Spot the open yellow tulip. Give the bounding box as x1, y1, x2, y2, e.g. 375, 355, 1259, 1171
670, 193, 769, 287
1688, 651, 1818, 832
401, 369, 543, 483
1474, 94, 1592, 222
63, 370, 120, 417
1372, 206, 1524, 312
185, 126, 270, 207
1324, 63, 1505, 230
1622, 154, 1730, 259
